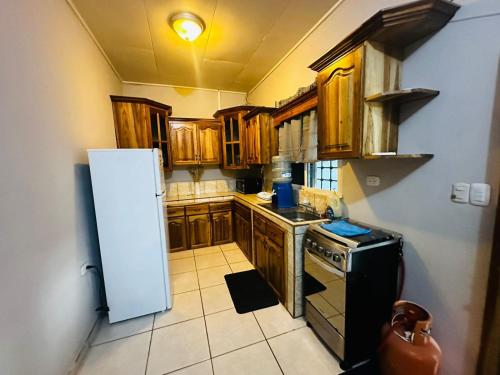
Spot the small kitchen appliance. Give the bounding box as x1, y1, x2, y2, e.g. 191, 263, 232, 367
303, 221, 402, 370
236, 177, 262, 194
271, 155, 295, 208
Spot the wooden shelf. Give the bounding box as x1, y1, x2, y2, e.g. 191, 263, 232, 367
365, 88, 439, 104
309, 0, 460, 72
362, 153, 434, 160
272, 88, 318, 126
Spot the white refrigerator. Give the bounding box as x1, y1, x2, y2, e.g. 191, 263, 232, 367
88, 149, 172, 323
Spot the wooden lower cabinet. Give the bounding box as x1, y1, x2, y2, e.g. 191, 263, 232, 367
211, 211, 232, 245
167, 217, 187, 252
234, 212, 252, 262
267, 239, 284, 299
252, 213, 285, 301
187, 214, 211, 249
254, 229, 267, 279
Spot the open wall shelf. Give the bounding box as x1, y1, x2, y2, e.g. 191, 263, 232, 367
364, 88, 439, 105
361, 153, 434, 160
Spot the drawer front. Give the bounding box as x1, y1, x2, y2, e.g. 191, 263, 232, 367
167, 206, 185, 218
186, 204, 209, 215
209, 201, 232, 212
266, 221, 284, 247
234, 201, 251, 220
253, 212, 266, 233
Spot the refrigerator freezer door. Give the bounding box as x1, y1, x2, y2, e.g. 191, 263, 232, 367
88, 149, 170, 323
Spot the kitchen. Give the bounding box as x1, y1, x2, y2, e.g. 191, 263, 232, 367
0, 1, 499, 375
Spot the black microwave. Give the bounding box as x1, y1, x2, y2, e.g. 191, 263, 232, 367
236, 178, 262, 194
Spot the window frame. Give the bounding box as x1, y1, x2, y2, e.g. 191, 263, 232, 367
304, 160, 343, 197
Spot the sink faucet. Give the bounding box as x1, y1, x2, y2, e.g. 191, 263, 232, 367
299, 202, 318, 215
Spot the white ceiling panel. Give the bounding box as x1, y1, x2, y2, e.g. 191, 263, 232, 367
72, 0, 340, 91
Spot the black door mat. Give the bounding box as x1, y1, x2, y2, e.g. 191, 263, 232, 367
224, 270, 279, 314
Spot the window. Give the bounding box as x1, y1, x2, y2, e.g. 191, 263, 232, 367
307, 160, 339, 192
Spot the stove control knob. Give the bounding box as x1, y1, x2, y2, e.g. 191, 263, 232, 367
324, 249, 332, 257
312, 242, 318, 250
317, 246, 325, 255
332, 253, 342, 262
305, 238, 312, 246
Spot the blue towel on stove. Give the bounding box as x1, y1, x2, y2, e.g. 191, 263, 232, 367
320, 220, 372, 237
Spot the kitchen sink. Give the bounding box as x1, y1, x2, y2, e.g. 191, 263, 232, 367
258, 203, 322, 222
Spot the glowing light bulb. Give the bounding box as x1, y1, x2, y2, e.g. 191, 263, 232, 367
169, 12, 205, 42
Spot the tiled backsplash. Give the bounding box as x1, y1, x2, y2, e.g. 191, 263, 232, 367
166, 180, 235, 198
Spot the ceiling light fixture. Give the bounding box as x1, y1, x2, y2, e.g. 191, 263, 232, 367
168, 12, 205, 42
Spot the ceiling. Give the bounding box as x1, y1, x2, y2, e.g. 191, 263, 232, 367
72, 0, 338, 91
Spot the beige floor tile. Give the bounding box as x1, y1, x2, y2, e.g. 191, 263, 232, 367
170, 258, 196, 274
205, 308, 264, 357
212, 341, 281, 375
172, 271, 199, 294
92, 314, 153, 346
194, 246, 222, 256
200, 284, 234, 315
154, 290, 203, 329
253, 304, 306, 338
80, 332, 150, 375
197, 265, 232, 288
169, 250, 194, 260
195, 253, 228, 270
146, 318, 210, 375
169, 360, 213, 375
220, 242, 240, 252
229, 261, 255, 273
223, 249, 247, 264
268, 327, 342, 375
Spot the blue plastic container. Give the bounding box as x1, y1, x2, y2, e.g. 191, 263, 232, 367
272, 182, 295, 208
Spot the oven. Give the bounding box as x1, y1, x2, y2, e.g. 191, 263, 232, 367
303, 222, 402, 370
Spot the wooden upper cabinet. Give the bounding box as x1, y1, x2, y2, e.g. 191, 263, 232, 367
110, 96, 173, 170
310, 0, 459, 159
243, 108, 276, 165
198, 122, 221, 164
214, 106, 256, 170
170, 121, 198, 165
169, 118, 221, 166
316, 46, 363, 159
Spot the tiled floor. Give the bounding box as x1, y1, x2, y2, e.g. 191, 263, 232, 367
78, 243, 342, 375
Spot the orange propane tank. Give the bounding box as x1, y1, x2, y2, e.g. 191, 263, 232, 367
379, 300, 442, 375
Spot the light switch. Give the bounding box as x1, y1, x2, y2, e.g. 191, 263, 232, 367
366, 176, 380, 186
470, 183, 491, 206
451, 183, 470, 203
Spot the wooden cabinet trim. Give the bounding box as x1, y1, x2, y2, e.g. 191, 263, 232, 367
186, 204, 209, 215
167, 206, 185, 218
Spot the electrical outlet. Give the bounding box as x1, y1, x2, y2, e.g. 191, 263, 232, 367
80, 263, 89, 276
366, 176, 380, 186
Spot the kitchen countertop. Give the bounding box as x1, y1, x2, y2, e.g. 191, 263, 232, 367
164, 192, 328, 227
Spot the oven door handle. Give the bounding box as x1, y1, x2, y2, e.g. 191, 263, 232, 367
305, 249, 345, 278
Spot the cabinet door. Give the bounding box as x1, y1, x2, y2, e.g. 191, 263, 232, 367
246, 119, 256, 164
112, 102, 151, 148
317, 47, 363, 159
254, 229, 267, 279
242, 217, 252, 262
168, 217, 187, 252
221, 113, 246, 169
211, 211, 232, 245
188, 214, 211, 249
170, 122, 198, 165
150, 108, 172, 171
198, 123, 221, 165
267, 239, 284, 300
